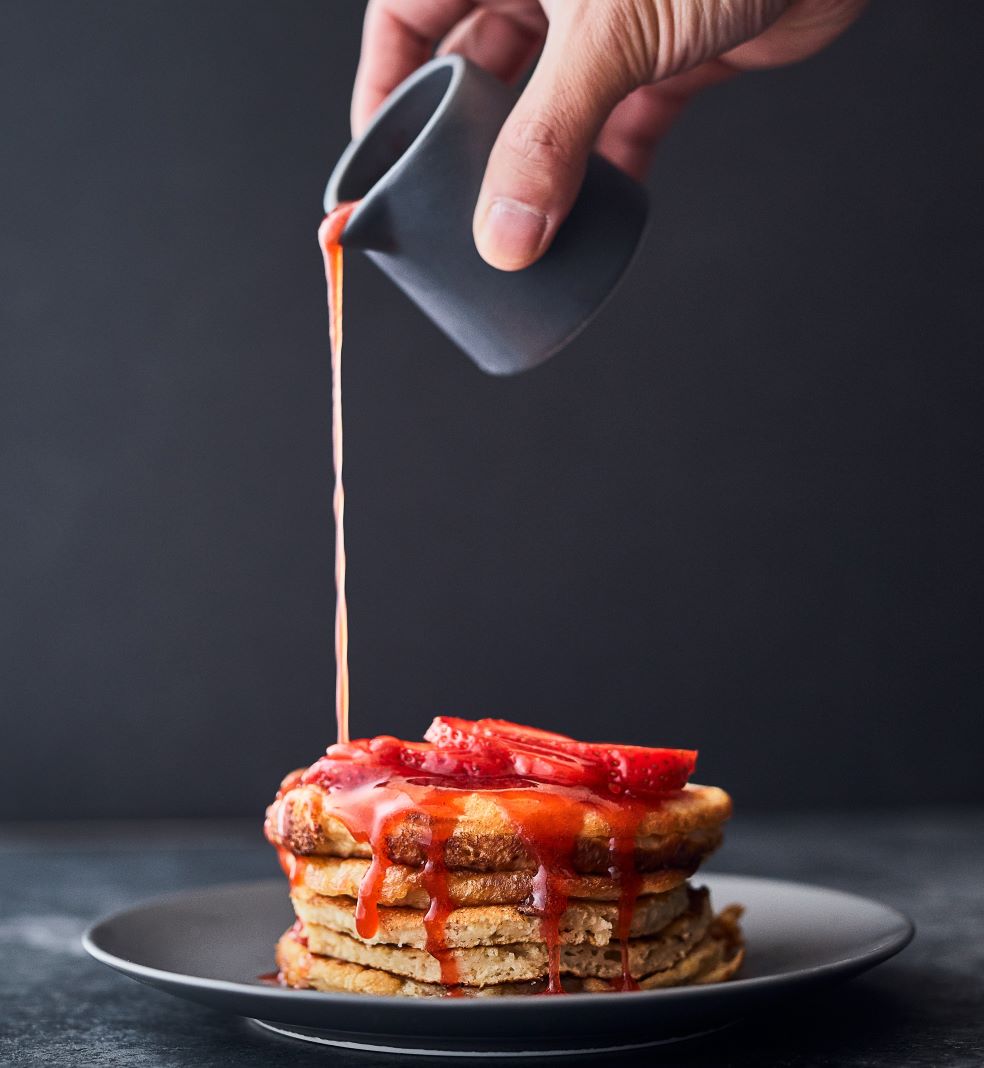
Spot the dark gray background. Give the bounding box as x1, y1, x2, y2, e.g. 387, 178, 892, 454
1, 2, 981, 819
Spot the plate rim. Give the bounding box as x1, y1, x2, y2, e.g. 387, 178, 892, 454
246, 1017, 735, 1056
82, 872, 915, 1011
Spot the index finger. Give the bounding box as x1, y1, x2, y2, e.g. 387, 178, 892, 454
351, 0, 475, 136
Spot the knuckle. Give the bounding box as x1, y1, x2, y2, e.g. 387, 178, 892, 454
505, 117, 574, 171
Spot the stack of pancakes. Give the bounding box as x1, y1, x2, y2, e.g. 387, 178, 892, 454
267, 777, 743, 996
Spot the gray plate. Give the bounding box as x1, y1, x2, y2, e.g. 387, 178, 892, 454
83, 874, 913, 1057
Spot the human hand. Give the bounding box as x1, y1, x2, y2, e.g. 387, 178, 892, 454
352, 0, 868, 271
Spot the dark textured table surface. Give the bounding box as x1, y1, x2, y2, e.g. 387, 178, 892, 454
1, 811, 982, 1067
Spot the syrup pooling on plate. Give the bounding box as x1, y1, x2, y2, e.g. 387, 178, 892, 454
318, 201, 360, 747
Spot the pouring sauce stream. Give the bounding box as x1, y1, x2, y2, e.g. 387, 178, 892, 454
318, 201, 360, 746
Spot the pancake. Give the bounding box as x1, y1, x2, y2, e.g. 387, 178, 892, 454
292, 854, 695, 908
275, 905, 744, 997
291, 883, 691, 948
300, 887, 711, 985
266, 780, 731, 872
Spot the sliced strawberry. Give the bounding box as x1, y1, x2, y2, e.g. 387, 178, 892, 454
416, 744, 513, 779
368, 735, 513, 778
308, 720, 696, 796
482, 722, 696, 794
600, 745, 697, 794
422, 716, 485, 749
367, 736, 429, 768
507, 739, 606, 788
475, 719, 578, 747
323, 739, 374, 761
301, 754, 389, 792
427, 717, 696, 795
308, 732, 513, 789
424, 718, 600, 786
425, 717, 576, 750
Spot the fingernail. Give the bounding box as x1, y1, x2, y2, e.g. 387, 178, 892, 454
476, 197, 548, 270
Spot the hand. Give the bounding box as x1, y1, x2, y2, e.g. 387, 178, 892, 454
352, 0, 868, 271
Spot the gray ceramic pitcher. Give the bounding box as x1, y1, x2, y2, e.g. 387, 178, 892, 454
325, 55, 648, 376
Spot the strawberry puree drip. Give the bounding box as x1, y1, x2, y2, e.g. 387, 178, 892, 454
276, 844, 310, 891
420, 807, 464, 991
606, 803, 647, 991
325, 782, 416, 942
494, 788, 581, 995
318, 201, 360, 747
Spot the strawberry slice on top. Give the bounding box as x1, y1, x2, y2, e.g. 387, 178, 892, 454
425, 717, 697, 796
303, 718, 695, 797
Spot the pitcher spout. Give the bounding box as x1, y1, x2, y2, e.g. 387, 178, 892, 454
322, 192, 391, 253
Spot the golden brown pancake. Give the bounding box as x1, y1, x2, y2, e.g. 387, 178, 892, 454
275, 905, 744, 997
266, 780, 731, 872
300, 888, 711, 985
291, 883, 691, 948
293, 854, 696, 908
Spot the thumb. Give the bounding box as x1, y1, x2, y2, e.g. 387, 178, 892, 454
472, 13, 634, 271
